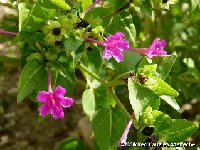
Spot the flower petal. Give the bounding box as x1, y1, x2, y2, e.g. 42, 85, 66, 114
146, 38, 167, 58
102, 49, 113, 60
51, 105, 64, 119
54, 85, 66, 95
39, 104, 51, 116
60, 97, 74, 108
37, 91, 50, 102
113, 50, 124, 62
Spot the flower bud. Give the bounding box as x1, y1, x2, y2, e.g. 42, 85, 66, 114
45, 50, 58, 61
26, 53, 43, 63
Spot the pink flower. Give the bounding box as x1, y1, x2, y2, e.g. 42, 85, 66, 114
102, 32, 129, 62
145, 38, 167, 58
37, 85, 74, 119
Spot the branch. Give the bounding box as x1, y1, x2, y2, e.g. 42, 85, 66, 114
0, 29, 18, 36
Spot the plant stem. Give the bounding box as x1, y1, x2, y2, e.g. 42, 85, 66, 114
85, 0, 102, 13
151, 1, 155, 22
110, 87, 130, 118
0, 29, 17, 36
81, 35, 104, 46
77, 64, 108, 86
107, 72, 130, 87
48, 68, 52, 92
127, 47, 147, 55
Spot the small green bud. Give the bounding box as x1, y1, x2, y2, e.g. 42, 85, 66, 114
91, 26, 104, 40
44, 34, 62, 46
133, 0, 142, 6
59, 16, 73, 31
26, 53, 43, 63
41, 25, 51, 34
73, 29, 82, 36
139, 107, 154, 128
48, 21, 61, 29
45, 50, 58, 61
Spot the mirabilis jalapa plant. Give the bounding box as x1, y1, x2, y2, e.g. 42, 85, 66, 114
0, 0, 198, 149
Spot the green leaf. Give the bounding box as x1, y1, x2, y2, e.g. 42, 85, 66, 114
128, 78, 160, 121
105, 11, 136, 46
54, 62, 75, 95
138, 64, 157, 77
82, 89, 96, 119
191, 0, 200, 10
144, 76, 179, 97
107, 0, 130, 10
81, 47, 103, 88
58, 137, 86, 150
110, 51, 141, 75
54, 62, 74, 84
94, 86, 110, 110
152, 110, 172, 134
160, 119, 198, 142
64, 36, 83, 54
17, 60, 45, 102
43, 0, 71, 10
71, 44, 85, 68
18, 2, 55, 32
57, 73, 74, 95
92, 108, 127, 150
81, 0, 92, 10
160, 95, 181, 113
140, 0, 152, 17
138, 55, 177, 80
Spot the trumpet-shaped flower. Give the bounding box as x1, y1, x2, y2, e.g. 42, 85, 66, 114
37, 85, 74, 119
102, 32, 129, 62
145, 38, 167, 58
118, 113, 134, 148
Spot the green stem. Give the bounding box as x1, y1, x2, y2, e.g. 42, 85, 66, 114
77, 64, 108, 86
107, 72, 130, 87
110, 87, 130, 118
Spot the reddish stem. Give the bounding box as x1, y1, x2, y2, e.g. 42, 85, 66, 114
0, 29, 18, 36
127, 47, 147, 55
81, 35, 104, 46
48, 68, 52, 92
85, 0, 102, 13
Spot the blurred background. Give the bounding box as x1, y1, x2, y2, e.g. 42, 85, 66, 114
0, 0, 200, 149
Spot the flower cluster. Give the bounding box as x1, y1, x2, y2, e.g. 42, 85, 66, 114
82, 32, 168, 63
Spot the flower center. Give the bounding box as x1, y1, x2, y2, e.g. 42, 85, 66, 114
55, 41, 62, 46
162, 0, 168, 3
53, 28, 61, 35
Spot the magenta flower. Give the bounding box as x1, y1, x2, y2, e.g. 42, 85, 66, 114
36, 69, 74, 119
102, 32, 129, 62
37, 85, 74, 119
82, 32, 129, 62
145, 38, 167, 58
